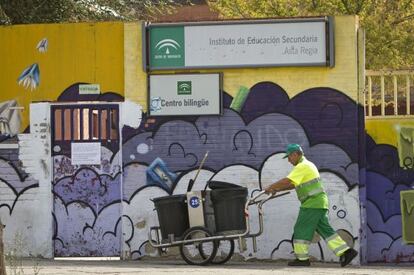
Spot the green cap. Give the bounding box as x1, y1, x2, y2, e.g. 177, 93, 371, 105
283, 144, 303, 158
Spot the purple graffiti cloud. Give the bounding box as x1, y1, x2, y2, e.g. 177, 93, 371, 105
53, 197, 121, 256
122, 82, 363, 192
123, 108, 357, 189
124, 82, 363, 173
367, 222, 414, 263
367, 200, 402, 240
241, 82, 290, 119
366, 135, 414, 186
366, 171, 412, 220
53, 167, 121, 214
123, 109, 309, 172
365, 171, 414, 263
122, 163, 148, 201
240, 84, 362, 162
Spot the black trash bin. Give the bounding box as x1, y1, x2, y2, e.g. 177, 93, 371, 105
211, 187, 248, 233
153, 194, 189, 240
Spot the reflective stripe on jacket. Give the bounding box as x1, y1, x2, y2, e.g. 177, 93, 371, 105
295, 177, 325, 203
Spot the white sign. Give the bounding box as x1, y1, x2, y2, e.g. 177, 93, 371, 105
149, 73, 221, 116
79, 84, 100, 95
71, 142, 101, 165
146, 17, 333, 70
186, 21, 327, 67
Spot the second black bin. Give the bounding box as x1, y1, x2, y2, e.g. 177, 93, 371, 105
153, 194, 189, 240
211, 187, 248, 233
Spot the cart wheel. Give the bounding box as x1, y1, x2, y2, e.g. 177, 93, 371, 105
200, 239, 235, 264
179, 226, 218, 265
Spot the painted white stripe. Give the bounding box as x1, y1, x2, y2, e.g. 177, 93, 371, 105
0, 143, 18, 149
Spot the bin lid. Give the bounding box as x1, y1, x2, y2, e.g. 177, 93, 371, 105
208, 180, 242, 189
152, 194, 186, 204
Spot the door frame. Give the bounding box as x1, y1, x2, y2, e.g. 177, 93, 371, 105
50, 101, 124, 257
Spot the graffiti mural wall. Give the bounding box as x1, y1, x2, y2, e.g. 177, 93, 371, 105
120, 83, 364, 262
51, 89, 124, 256
119, 16, 365, 262
0, 16, 374, 262
0, 146, 39, 256
365, 119, 414, 262
0, 22, 129, 257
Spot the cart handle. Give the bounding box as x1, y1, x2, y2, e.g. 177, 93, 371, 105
248, 190, 290, 205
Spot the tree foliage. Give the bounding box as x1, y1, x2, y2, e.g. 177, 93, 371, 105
208, 0, 414, 69
0, 0, 180, 25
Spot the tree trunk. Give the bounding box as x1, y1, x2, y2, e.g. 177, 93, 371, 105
0, 220, 6, 275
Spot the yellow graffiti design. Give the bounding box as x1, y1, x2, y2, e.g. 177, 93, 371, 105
398, 126, 414, 169
401, 190, 414, 244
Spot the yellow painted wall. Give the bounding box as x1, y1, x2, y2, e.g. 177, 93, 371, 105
124, 22, 147, 106
0, 16, 360, 131
221, 16, 360, 100
366, 118, 414, 147
366, 118, 414, 169
0, 22, 125, 130
131, 15, 360, 111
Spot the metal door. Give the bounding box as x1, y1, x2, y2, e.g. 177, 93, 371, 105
51, 104, 122, 256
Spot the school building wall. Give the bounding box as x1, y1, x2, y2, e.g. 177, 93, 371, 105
121, 15, 365, 263
0, 16, 396, 264
0, 21, 126, 257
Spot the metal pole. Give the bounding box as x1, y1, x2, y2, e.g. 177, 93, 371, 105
393, 75, 398, 115
407, 75, 411, 115
368, 76, 372, 117
381, 75, 385, 116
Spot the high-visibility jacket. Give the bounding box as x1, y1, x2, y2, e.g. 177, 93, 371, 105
287, 156, 328, 209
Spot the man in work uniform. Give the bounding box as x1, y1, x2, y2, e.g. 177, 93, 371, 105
265, 144, 358, 267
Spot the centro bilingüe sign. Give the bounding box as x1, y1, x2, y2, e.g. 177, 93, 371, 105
144, 17, 334, 70
148, 73, 222, 116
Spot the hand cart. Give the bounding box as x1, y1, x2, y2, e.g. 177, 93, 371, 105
148, 190, 290, 265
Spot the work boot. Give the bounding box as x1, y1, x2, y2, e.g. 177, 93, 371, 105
287, 259, 311, 266
340, 248, 358, 267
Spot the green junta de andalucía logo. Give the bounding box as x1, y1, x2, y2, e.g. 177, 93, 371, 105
150, 26, 185, 69
177, 81, 192, 95
155, 39, 181, 55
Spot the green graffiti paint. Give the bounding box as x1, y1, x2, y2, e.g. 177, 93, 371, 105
398, 127, 414, 169
230, 86, 250, 112
401, 190, 414, 244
